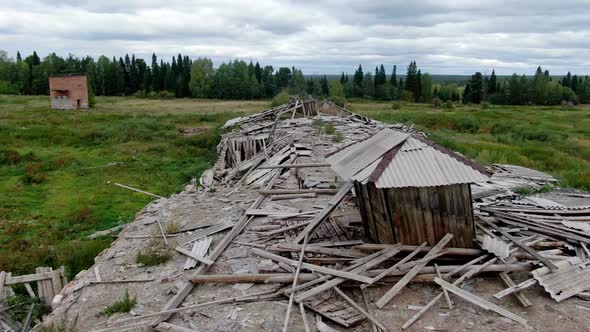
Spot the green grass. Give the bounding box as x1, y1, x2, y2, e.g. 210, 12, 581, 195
100, 290, 137, 316
348, 100, 590, 190
0, 95, 267, 278
136, 248, 171, 266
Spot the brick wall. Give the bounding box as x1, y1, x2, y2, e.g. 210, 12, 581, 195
49, 75, 89, 110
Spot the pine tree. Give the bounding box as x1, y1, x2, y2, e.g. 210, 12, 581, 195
488, 69, 497, 94
340, 72, 346, 84
391, 65, 397, 87
462, 84, 471, 104
16, 51, 22, 63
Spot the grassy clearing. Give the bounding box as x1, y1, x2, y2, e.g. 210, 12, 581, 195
349, 100, 590, 190
0, 95, 267, 278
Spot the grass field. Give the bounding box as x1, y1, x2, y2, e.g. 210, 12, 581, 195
0, 95, 267, 277
1, 95, 589, 279
349, 100, 590, 190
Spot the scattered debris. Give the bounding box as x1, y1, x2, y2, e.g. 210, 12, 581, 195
36, 99, 590, 331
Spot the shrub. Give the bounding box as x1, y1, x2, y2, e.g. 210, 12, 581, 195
432, 97, 442, 108
332, 96, 346, 107
157, 91, 175, 99
311, 119, 324, 128
324, 123, 336, 134
332, 132, 344, 143
454, 117, 480, 133
136, 248, 171, 266
444, 101, 455, 109
391, 102, 401, 110
100, 290, 137, 316
271, 90, 290, 107
481, 102, 491, 109
23, 163, 46, 184
5, 294, 45, 322
88, 86, 96, 107
0, 149, 21, 165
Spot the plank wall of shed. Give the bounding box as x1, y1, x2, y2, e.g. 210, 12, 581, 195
356, 182, 476, 248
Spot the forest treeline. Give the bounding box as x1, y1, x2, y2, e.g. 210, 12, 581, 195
0, 50, 589, 106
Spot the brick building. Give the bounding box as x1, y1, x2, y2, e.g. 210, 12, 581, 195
48, 74, 89, 110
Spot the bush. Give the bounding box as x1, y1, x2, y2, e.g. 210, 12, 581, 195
23, 163, 46, 184
324, 123, 336, 134
100, 290, 137, 316
432, 97, 442, 108
444, 101, 455, 109
454, 117, 480, 133
391, 102, 401, 110
271, 90, 290, 107
481, 102, 491, 109
136, 248, 171, 266
332, 132, 344, 142
0, 149, 21, 165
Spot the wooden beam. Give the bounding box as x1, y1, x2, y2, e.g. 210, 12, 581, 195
251, 248, 372, 284
361, 242, 426, 289
257, 163, 331, 169
283, 234, 308, 332
260, 189, 340, 195
376, 234, 453, 308
481, 218, 558, 270
434, 277, 529, 327
0, 271, 6, 300
294, 180, 354, 243
113, 182, 164, 199
498, 272, 532, 307
493, 279, 537, 299
334, 287, 388, 331
435, 264, 453, 309
271, 193, 316, 201
154, 322, 197, 332
294, 247, 401, 302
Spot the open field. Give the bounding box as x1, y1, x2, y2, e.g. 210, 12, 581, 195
349, 100, 590, 190
1, 95, 589, 280
0, 95, 268, 277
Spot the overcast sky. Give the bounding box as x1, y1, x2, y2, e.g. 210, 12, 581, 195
1, 0, 589, 75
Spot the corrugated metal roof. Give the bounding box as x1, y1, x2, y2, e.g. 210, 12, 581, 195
332, 129, 490, 188
532, 257, 590, 302
482, 235, 510, 259
326, 129, 409, 181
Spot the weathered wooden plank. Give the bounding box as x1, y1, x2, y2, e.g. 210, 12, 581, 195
294, 180, 354, 243
257, 163, 331, 169
154, 322, 197, 332
498, 272, 532, 307
251, 248, 372, 284
294, 247, 401, 302
360, 242, 427, 289
435, 264, 453, 309
434, 278, 529, 327
334, 287, 388, 331
376, 234, 453, 308
177, 222, 233, 246
481, 218, 558, 270
493, 279, 537, 299
0, 271, 6, 300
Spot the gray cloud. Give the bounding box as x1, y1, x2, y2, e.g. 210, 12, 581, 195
1, 0, 589, 74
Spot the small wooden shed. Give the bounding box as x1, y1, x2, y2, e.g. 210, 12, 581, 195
327, 129, 490, 248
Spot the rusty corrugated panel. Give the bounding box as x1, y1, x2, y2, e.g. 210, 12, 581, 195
326, 129, 409, 181
532, 257, 590, 302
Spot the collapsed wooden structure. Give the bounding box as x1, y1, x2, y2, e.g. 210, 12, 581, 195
326, 129, 490, 248
35, 98, 590, 331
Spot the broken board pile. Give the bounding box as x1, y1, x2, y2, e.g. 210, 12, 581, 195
41, 98, 590, 332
